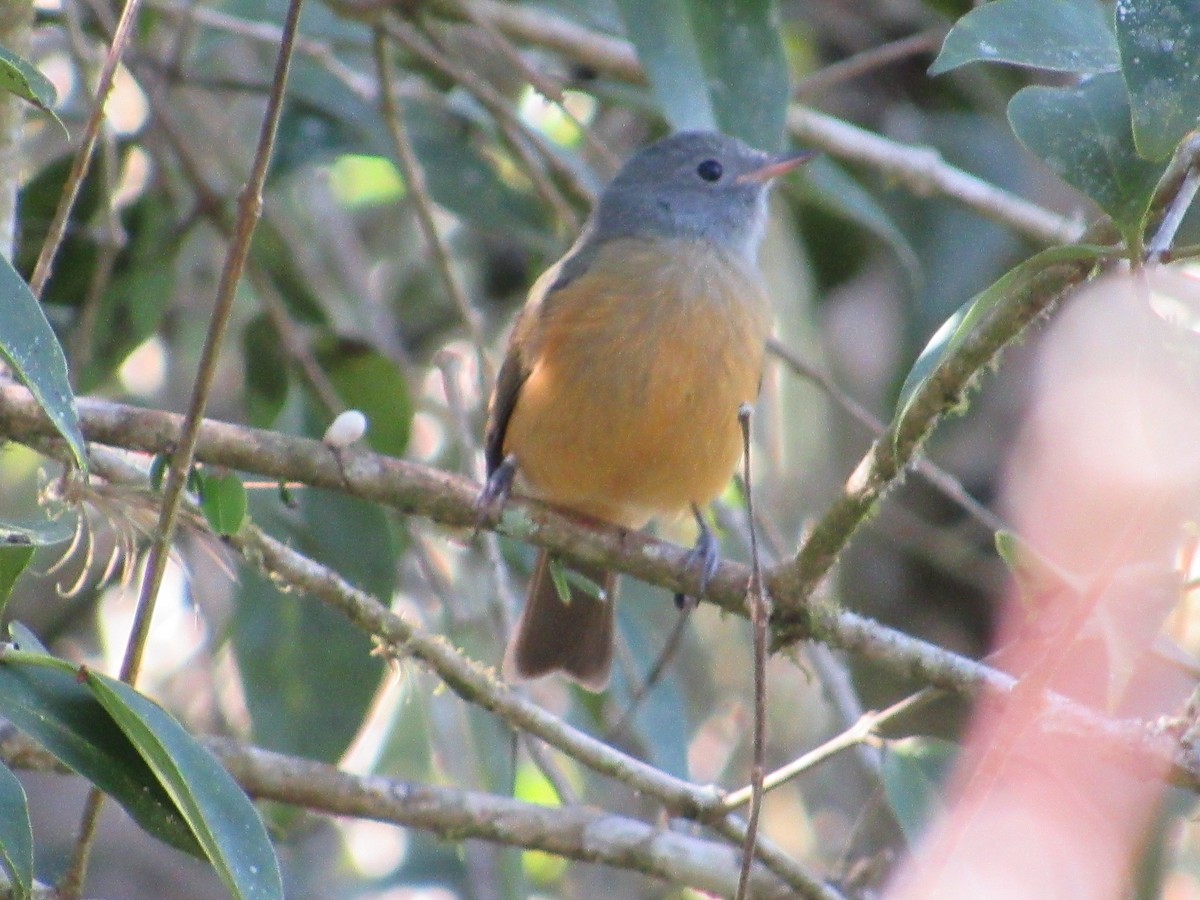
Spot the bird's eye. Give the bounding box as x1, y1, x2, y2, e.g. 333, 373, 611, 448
696, 159, 723, 182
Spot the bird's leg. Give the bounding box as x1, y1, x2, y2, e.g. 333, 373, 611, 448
475, 453, 518, 526
675, 503, 720, 610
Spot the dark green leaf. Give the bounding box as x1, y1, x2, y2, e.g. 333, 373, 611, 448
0, 545, 34, 620
1008, 73, 1167, 243
242, 316, 290, 428
198, 471, 248, 537
613, 0, 716, 133
0, 42, 63, 132
317, 340, 412, 458
1114, 0, 1200, 161
233, 484, 390, 763
0, 659, 198, 854
0, 759, 32, 900
894, 244, 1108, 427
86, 673, 283, 900
930, 0, 1119, 75
881, 737, 957, 842
688, 0, 790, 149
149, 453, 169, 491
614, 0, 789, 149
0, 255, 86, 471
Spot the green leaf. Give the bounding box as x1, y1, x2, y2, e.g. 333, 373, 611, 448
316, 339, 412, 458
242, 316, 290, 428
548, 557, 572, 605
0, 254, 87, 472
894, 244, 1108, 427
613, 0, 715, 133
198, 471, 248, 537
0, 43, 64, 132
688, 0, 790, 150
930, 0, 1119, 75
881, 737, 957, 842
0, 659, 198, 854
0, 760, 32, 900
85, 673, 283, 900
0, 545, 34, 620
1008, 72, 1168, 244
233, 484, 390, 763
1114, 0, 1200, 161
614, 0, 790, 149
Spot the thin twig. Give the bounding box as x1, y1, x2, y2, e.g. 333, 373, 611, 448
144, 0, 375, 99
787, 106, 1083, 246
735, 403, 769, 900
440, 0, 621, 173
722, 690, 935, 811
30, 0, 145, 297
383, 14, 593, 215
429, 0, 642, 82
1146, 133, 1200, 263
794, 29, 945, 99
374, 28, 493, 385
766, 337, 1007, 536
121, 0, 305, 685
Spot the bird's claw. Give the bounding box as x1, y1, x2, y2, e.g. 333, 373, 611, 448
675, 504, 720, 610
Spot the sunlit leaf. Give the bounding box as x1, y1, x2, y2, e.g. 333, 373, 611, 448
0, 42, 64, 132
198, 470, 248, 537
0, 545, 34, 621
0, 255, 87, 471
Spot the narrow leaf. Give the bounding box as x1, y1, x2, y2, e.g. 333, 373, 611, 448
0, 255, 87, 472
86, 674, 283, 900
0, 659, 198, 854
0, 760, 32, 900
1115, 0, 1200, 161
688, 0, 790, 149
613, 0, 716, 132
930, 0, 1119, 75
894, 244, 1108, 429
0, 43, 64, 132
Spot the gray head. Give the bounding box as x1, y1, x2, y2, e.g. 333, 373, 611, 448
590, 131, 814, 263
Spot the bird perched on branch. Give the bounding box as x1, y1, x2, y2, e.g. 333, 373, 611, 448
479, 130, 814, 690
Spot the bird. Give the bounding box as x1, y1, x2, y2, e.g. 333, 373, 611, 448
479, 130, 814, 691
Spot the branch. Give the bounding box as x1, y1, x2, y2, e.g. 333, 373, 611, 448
425, 0, 1080, 245
0, 730, 807, 900
207, 738, 802, 900
3, 382, 1198, 799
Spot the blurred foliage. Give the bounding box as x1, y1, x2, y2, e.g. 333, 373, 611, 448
0, 0, 1198, 896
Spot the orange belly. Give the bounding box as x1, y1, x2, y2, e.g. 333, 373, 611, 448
503, 238, 771, 528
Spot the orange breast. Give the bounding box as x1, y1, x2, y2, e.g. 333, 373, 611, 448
503, 238, 772, 528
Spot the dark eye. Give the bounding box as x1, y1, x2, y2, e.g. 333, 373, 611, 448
696, 159, 723, 182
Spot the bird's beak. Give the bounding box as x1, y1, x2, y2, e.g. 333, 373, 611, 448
737, 149, 818, 184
